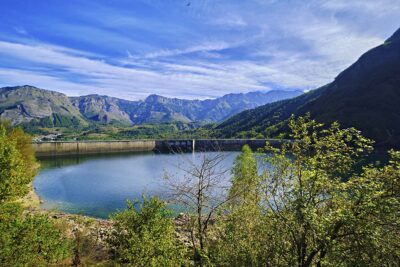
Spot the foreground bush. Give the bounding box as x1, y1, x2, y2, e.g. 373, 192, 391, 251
108, 196, 188, 266
0, 203, 71, 266
0, 122, 71, 266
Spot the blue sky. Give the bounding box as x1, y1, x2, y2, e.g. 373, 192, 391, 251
0, 0, 398, 100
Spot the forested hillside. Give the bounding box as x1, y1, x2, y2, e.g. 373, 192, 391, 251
216, 28, 400, 148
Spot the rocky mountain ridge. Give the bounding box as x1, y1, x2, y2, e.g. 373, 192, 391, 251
0, 85, 302, 127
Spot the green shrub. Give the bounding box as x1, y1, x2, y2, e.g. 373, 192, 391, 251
0, 124, 34, 202
0, 203, 71, 266
108, 196, 188, 266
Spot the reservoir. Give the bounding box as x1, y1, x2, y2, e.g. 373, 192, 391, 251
34, 151, 240, 218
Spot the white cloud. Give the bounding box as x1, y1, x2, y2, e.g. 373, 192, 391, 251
289, 20, 384, 71
210, 15, 247, 28
142, 42, 231, 59
320, 0, 400, 15
0, 41, 267, 99
0, 0, 398, 100
0, 68, 101, 96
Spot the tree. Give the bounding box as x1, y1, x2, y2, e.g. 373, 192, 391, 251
325, 150, 400, 265
0, 122, 71, 265
254, 115, 378, 266
7, 125, 38, 179
210, 145, 268, 266
164, 152, 231, 266
107, 196, 187, 266
210, 115, 400, 266
252, 115, 400, 266
0, 123, 35, 202
228, 144, 261, 206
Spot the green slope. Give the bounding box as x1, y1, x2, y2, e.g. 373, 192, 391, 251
0, 85, 87, 127
215, 28, 400, 148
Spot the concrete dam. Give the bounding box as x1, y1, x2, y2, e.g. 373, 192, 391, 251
33, 139, 283, 157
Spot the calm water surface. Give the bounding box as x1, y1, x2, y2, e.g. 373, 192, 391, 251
34, 151, 240, 218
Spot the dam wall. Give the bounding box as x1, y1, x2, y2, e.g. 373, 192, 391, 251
34, 139, 283, 157
33, 140, 156, 157
154, 139, 281, 152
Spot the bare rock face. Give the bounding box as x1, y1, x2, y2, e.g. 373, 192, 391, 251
70, 91, 303, 125
71, 95, 133, 124
0, 106, 29, 125
0, 85, 85, 126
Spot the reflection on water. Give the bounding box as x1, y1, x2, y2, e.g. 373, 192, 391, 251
34, 151, 239, 218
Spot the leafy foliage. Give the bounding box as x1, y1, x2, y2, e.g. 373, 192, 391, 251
107, 196, 187, 266
6, 124, 38, 179
0, 123, 36, 202
0, 123, 71, 265
211, 145, 267, 266
0, 203, 71, 266
210, 115, 399, 266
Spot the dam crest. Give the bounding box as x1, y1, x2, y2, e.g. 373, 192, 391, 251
33, 139, 284, 157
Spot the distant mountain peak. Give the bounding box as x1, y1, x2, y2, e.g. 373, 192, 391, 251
1, 84, 66, 96
145, 94, 170, 103
145, 94, 163, 100
21, 85, 36, 89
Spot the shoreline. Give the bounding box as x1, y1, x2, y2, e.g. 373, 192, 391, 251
25, 186, 112, 222
26, 187, 192, 247
18, 184, 42, 210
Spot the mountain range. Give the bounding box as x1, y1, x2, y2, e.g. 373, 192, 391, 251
216, 28, 400, 148
0, 86, 302, 127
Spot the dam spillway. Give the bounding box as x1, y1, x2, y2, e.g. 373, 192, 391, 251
33, 139, 283, 157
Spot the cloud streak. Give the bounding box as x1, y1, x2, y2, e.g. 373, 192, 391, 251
0, 0, 397, 99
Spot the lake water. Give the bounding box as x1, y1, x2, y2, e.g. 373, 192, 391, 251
34, 151, 240, 218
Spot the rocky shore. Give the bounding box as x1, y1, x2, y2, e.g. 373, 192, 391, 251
26, 187, 193, 249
